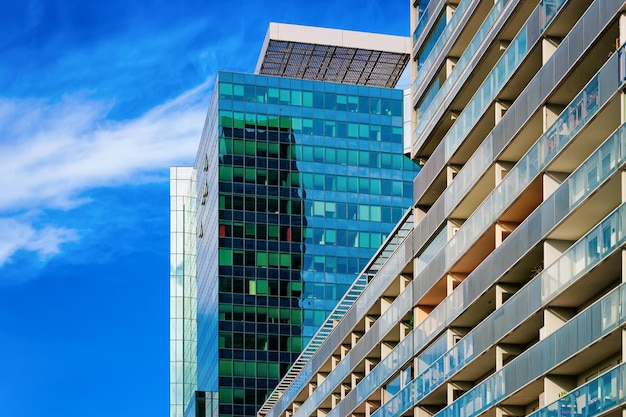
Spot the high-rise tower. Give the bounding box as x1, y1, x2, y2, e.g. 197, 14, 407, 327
170, 23, 420, 417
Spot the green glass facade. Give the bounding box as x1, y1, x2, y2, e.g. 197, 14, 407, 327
187, 71, 419, 417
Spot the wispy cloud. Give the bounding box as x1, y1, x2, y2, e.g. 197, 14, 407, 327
0, 216, 78, 266
0, 79, 212, 267
0, 0, 410, 275
0, 80, 211, 211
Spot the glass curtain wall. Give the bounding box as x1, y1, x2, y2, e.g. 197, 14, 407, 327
200, 71, 419, 417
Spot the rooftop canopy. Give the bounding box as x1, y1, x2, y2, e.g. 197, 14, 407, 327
255, 23, 410, 88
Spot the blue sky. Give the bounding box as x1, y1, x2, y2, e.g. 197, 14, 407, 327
0, 1, 408, 416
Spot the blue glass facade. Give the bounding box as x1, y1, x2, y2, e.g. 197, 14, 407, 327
189, 71, 419, 417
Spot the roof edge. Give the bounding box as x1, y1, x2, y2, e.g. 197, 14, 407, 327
255, 22, 411, 76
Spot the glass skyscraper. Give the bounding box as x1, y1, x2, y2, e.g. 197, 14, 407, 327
171, 23, 419, 417
205, 71, 417, 417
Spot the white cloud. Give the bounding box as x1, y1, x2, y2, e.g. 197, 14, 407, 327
0, 217, 78, 266
0, 80, 212, 211
0, 79, 213, 267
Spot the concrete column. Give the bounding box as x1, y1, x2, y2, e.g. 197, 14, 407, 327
495, 284, 520, 309
496, 405, 525, 417
400, 273, 412, 292
447, 327, 469, 350
543, 104, 564, 133
339, 384, 352, 400
413, 256, 421, 281
445, 57, 458, 79
364, 401, 379, 417
622, 249, 626, 284
350, 373, 362, 389
495, 161, 514, 185
365, 358, 377, 375
381, 341, 395, 360
622, 327, 626, 364
446, 272, 466, 295
618, 13, 626, 46
541, 307, 575, 340
622, 171, 626, 203
317, 373, 327, 386
542, 37, 560, 65
495, 222, 517, 247
543, 172, 568, 200
446, 165, 461, 186
380, 297, 393, 315
621, 90, 626, 125
446, 381, 472, 405
415, 305, 433, 325
543, 375, 576, 406
448, 219, 462, 239
340, 344, 350, 360
495, 344, 524, 371
317, 409, 329, 417
414, 406, 432, 417
544, 239, 571, 266
400, 321, 411, 341
495, 101, 510, 125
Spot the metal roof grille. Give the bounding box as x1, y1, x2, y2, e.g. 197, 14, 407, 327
258, 40, 409, 88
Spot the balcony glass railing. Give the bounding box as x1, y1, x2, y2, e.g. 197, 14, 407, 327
529, 362, 626, 417
416, 327, 447, 374
542, 0, 567, 28
416, 225, 446, 271
435, 281, 626, 417
415, 51, 615, 280
346, 117, 626, 417
318, 56, 625, 417
416, 12, 447, 74
390, 187, 626, 415
413, 0, 505, 123
445, 69, 601, 268
412, 0, 569, 156
413, 0, 473, 85
439, 0, 620, 237
444, 15, 531, 156
413, 0, 434, 44
375, 275, 626, 417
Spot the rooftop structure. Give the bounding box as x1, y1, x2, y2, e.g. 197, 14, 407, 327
255, 23, 411, 88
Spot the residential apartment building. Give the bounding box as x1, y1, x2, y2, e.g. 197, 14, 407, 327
170, 24, 420, 417
258, 1, 626, 417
